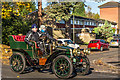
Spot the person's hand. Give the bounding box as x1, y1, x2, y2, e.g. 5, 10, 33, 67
29, 42, 34, 47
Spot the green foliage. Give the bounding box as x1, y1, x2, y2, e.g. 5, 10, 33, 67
93, 13, 100, 19
107, 37, 113, 42
73, 2, 86, 17
2, 2, 36, 45
93, 20, 114, 40
85, 6, 100, 19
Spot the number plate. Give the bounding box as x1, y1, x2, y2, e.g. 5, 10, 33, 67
91, 47, 96, 49
112, 42, 115, 44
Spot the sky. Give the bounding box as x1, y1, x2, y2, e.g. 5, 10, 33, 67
84, 0, 120, 14
36, 0, 120, 14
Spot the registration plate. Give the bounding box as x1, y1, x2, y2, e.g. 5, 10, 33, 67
91, 47, 96, 49
112, 42, 115, 44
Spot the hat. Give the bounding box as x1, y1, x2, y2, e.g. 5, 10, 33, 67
40, 25, 46, 29
39, 25, 46, 31
31, 24, 38, 28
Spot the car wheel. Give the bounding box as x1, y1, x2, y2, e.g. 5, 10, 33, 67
10, 53, 26, 74
118, 45, 120, 48
107, 46, 110, 50
77, 56, 90, 76
100, 46, 103, 51
52, 55, 73, 79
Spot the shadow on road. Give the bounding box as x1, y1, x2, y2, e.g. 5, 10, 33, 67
107, 61, 120, 67
21, 66, 94, 79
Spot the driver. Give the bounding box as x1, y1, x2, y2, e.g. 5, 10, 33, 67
24, 24, 55, 54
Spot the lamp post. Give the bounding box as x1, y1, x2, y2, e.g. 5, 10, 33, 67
73, 14, 75, 42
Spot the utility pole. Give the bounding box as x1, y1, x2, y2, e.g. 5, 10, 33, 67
73, 14, 75, 42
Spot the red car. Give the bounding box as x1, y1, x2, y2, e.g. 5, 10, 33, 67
88, 39, 109, 51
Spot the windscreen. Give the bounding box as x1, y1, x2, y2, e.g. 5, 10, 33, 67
111, 39, 118, 42
90, 40, 99, 43
57, 41, 63, 44
64, 40, 73, 44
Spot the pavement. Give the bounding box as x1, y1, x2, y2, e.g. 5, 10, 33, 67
88, 47, 119, 74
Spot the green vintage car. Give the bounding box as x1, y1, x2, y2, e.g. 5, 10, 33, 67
8, 35, 90, 79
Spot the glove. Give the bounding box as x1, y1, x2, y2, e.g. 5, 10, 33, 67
53, 39, 57, 42
29, 42, 34, 47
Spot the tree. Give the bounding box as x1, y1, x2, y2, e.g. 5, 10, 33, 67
42, 2, 85, 39
73, 2, 86, 17
93, 13, 100, 19
38, 1, 42, 27
2, 2, 36, 45
93, 20, 114, 41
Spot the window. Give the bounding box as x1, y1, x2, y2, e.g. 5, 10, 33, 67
90, 40, 99, 43
74, 20, 76, 24
100, 40, 105, 43
58, 41, 63, 44
92, 22, 94, 25
90, 21, 92, 25
76, 20, 79, 25
94, 22, 96, 26
79, 20, 83, 25
84, 21, 87, 25
64, 40, 73, 44
87, 21, 90, 25
59, 20, 65, 24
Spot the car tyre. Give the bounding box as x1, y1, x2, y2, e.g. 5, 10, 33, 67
52, 55, 73, 79
10, 53, 26, 74
100, 46, 103, 51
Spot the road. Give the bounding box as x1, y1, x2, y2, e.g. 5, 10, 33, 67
1, 47, 120, 79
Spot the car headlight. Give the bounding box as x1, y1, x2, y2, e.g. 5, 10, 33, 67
73, 49, 81, 56
83, 49, 86, 53
73, 49, 77, 53
83, 49, 90, 55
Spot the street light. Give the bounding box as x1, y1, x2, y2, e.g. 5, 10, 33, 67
72, 5, 75, 43
72, 2, 88, 42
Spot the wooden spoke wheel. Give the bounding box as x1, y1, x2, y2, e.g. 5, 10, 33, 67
10, 53, 26, 74
52, 55, 73, 79
78, 56, 90, 75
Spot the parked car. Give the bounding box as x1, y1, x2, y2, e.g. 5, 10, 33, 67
88, 39, 109, 51
57, 39, 80, 49
110, 39, 120, 47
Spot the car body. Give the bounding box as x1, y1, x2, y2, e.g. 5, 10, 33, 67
110, 39, 120, 47
88, 39, 109, 51
7, 35, 90, 79
57, 39, 80, 49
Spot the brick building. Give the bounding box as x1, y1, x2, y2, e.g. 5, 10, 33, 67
98, 1, 120, 34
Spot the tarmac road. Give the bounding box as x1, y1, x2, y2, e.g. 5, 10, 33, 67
1, 48, 120, 79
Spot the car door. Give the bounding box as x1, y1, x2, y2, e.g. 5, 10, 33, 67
102, 40, 106, 49
105, 41, 109, 49
103, 40, 108, 49
100, 40, 104, 48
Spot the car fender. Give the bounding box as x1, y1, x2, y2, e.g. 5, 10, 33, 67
45, 50, 70, 64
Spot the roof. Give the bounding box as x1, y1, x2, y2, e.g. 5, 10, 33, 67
57, 39, 71, 41
71, 15, 117, 25
91, 39, 102, 41
70, 15, 96, 21
98, 1, 120, 8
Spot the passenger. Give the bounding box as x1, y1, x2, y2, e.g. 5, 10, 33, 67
24, 24, 55, 54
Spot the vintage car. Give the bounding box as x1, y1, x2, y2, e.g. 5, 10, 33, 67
8, 35, 90, 79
